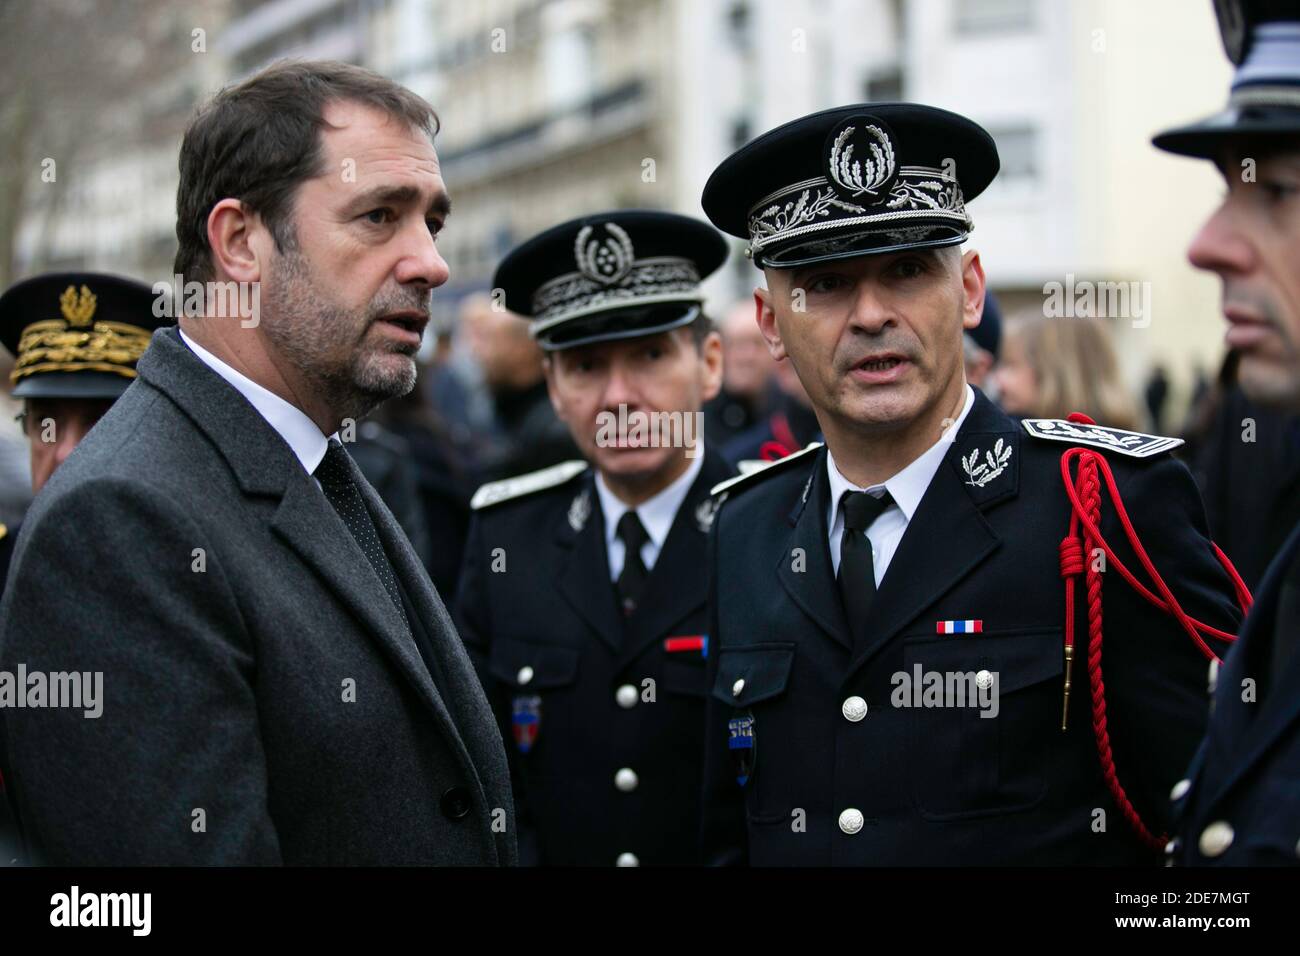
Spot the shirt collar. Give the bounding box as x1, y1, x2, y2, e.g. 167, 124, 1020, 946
595, 450, 706, 551
178, 328, 332, 475
827, 384, 975, 525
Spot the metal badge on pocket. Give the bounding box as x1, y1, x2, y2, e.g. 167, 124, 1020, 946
728, 711, 756, 786
512, 694, 542, 753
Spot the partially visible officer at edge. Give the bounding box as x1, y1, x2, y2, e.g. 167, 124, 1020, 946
455, 210, 734, 865
1155, 0, 1300, 866
698, 102, 1245, 865
0, 273, 164, 588
0, 272, 164, 866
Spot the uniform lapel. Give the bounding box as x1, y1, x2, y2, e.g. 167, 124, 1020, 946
617, 450, 732, 668
776, 446, 852, 650
847, 391, 1015, 672
1202, 525, 1300, 808
554, 473, 624, 653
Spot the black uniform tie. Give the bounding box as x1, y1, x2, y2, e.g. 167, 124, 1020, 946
615, 511, 650, 617
838, 490, 893, 631
315, 438, 405, 616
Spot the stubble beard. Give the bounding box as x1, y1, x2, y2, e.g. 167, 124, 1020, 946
260, 245, 423, 425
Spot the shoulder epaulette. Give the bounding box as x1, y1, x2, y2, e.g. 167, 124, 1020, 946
710, 442, 823, 497
471, 460, 589, 510
0, 522, 7, 542
1021, 418, 1182, 459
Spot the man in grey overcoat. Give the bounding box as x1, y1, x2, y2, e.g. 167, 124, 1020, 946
0, 60, 516, 866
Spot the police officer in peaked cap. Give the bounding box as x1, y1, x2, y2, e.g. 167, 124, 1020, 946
0, 271, 163, 588
698, 103, 1247, 865
0, 270, 163, 865
1156, 0, 1300, 866
454, 210, 735, 865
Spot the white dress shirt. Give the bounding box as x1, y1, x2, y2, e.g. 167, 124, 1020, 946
178, 328, 333, 475
826, 384, 975, 582
595, 451, 705, 581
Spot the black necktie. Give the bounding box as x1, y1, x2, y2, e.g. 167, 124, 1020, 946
615, 511, 650, 617
838, 490, 893, 637
315, 438, 406, 618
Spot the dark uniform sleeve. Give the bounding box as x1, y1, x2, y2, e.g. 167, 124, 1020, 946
1093, 453, 1242, 838
453, 513, 494, 685
453, 512, 540, 865
0, 479, 282, 864
699, 502, 749, 865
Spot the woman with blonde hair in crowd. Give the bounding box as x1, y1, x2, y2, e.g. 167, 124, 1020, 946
995, 312, 1144, 431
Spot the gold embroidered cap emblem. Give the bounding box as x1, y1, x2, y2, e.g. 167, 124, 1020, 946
59, 284, 97, 327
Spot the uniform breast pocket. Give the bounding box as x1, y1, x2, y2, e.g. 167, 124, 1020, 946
710, 643, 796, 824
487, 638, 580, 691
487, 638, 579, 757
901, 628, 1063, 821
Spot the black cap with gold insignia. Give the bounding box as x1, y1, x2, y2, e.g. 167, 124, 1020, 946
0, 272, 164, 400
493, 210, 729, 351
1154, 0, 1300, 158
702, 103, 1000, 269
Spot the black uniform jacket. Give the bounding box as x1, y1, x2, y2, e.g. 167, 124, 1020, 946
702, 389, 1242, 865
456, 450, 734, 865
1173, 520, 1300, 866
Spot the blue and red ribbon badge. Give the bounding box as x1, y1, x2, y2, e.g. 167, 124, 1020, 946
511, 694, 542, 753
728, 712, 755, 786
664, 634, 707, 654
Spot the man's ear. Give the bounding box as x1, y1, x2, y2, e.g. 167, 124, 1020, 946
206, 198, 264, 283
754, 284, 789, 361
699, 329, 724, 403
960, 249, 987, 332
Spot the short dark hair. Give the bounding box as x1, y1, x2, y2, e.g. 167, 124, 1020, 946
687, 310, 716, 348
174, 59, 440, 283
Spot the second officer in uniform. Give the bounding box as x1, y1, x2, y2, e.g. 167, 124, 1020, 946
698, 103, 1247, 865
455, 210, 733, 865
0, 271, 164, 864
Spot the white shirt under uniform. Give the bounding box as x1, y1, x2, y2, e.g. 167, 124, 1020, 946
826, 384, 975, 583
594, 451, 705, 581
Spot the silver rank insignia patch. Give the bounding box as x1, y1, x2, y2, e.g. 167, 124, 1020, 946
1021, 419, 1184, 458
826, 119, 898, 202
961, 438, 1013, 488
567, 488, 591, 532
695, 496, 721, 533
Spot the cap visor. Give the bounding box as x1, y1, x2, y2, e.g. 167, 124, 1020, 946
759, 224, 967, 269
540, 303, 701, 351
1154, 107, 1300, 158
11, 371, 135, 400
